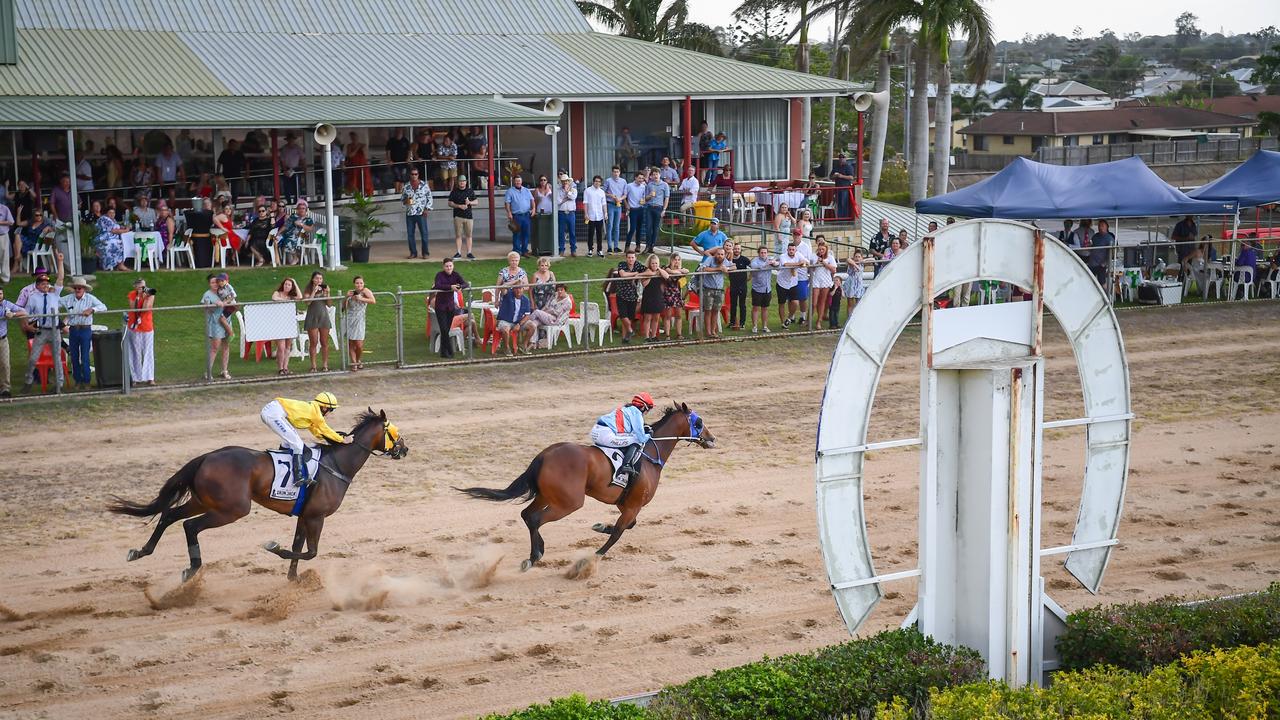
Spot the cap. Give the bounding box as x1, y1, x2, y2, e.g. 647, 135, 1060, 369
709, 218, 719, 225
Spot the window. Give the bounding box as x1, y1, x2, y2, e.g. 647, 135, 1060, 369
1092, 134, 1104, 145
1063, 136, 1078, 146
1031, 137, 1045, 152
974, 135, 988, 151
1002, 135, 1015, 145
714, 99, 788, 181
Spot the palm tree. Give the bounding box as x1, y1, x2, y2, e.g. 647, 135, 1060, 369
952, 88, 992, 123
847, 0, 929, 202
577, 0, 723, 54
924, 0, 993, 195
995, 77, 1043, 111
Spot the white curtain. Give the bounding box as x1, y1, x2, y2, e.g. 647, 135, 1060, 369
583, 103, 616, 183
715, 99, 787, 181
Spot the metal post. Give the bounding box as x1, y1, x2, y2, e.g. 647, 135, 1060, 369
10, 130, 17, 187
321, 138, 339, 270
464, 285, 474, 360
204, 332, 213, 382
487, 125, 497, 244
582, 273, 591, 350
303, 131, 316, 201
65, 129, 81, 276
121, 325, 132, 396
270, 129, 281, 202
338, 298, 348, 371
550, 126, 560, 259
395, 286, 405, 368
683, 96, 693, 170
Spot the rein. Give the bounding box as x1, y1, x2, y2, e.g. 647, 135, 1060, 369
320, 424, 401, 485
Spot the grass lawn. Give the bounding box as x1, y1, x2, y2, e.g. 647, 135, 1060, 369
1, 251, 801, 392
2, 248, 1246, 395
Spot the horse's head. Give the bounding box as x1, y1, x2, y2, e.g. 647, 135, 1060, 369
662, 402, 716, 449
357, 408, 409, 459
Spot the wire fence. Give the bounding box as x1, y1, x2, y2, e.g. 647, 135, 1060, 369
4, 234, 1277, 403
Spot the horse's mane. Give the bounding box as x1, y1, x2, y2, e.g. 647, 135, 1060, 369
323, 408, 383, 446
655, 404, 685, 426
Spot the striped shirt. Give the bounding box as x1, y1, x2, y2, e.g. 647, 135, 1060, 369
60, 292, 107, 326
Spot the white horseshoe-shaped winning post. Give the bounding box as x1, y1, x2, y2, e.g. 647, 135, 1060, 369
815, 219, 1131, 687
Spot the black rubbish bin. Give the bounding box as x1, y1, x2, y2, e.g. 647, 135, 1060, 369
532, 213, 554, 256
93, 329, 124, 389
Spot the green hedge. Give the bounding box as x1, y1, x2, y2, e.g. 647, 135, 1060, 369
645, 629, 983, 720
1056, 582, 1280, 672
479, 630, 982, 720
479, 694, 649, 720
877, 643, 1280, 720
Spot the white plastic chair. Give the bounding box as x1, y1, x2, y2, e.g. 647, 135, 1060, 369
214, 228, 240, 268
1260, 266, 1280, 299
1182, 259, 1206, 299
168, 229, 196, 270
574, 301, 612, 345
234, 310, 248, 360
26, 240, 55, 274
1232, 265, 1256, 300
265, 228, 280, 267
429, 323, 465, 354
741, 193, 763, 224
1204, 262, 1227, 300
132, 231, 162, 272
300, 230, 324, 267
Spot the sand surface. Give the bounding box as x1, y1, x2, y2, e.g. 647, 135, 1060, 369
1, 301, 1278, 719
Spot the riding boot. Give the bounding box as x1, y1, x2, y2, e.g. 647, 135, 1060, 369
294, 452, 313, 488
621, 444, 643, 483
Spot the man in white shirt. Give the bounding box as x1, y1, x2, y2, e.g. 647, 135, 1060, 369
678, 165, 700, 213
776, 241, 804, 329
791, 227, 817, 326
278, 133, 305, 204
153, 142, 184, 193
582, 175, 607, 257
75, 140, 95, 194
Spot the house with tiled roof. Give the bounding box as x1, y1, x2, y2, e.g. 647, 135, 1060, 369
958, 107, 1257, 155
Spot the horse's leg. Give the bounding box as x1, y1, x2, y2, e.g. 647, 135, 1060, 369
520, 497, 579, 571
265, 516, 324, 561
180, 508, 247, 583
286, 520, 305, 580
126, 499, 205, 562
595, 506, 641, 557
591, 519, 637, 535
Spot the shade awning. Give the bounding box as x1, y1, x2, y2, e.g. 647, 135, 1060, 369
0, 95, 557, 129
915, 156, 1237, 219
1187, 149, 1280, 208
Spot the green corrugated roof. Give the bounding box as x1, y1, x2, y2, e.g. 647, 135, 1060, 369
0, 29, 225, 95
0, 96, 556, 129
549, 33, 857, 97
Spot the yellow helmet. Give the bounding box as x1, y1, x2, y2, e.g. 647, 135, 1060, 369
314, 391, 339, 410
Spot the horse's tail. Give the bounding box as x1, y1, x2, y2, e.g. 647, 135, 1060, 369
107, 455, 203, 519
456, 455, 542, 503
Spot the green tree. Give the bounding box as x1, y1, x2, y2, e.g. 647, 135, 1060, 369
1257, 111, 1280, 138
1175, 11, 1201, 48
952, 88, 992, 123
1256, 44, 1280, 87
576, 0, 723, 54
995, 77, 1043, 110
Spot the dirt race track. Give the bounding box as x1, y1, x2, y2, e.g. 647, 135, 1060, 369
1, 301, 1279, 719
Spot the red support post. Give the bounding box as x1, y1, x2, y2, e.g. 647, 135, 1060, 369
270, 129, 281, 202
487, 125, 496, 244
682, 96, 692, 170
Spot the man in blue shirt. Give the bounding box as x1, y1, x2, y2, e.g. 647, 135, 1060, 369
504, 175, 534, 257
1088, 219, 1115, 293
698, 247, 732, 338
603, 166, 628, 254
623, 172, 649, 253
589, 392, 656, 485
496, 285, 532, 355
644, 170, 669, 253
690, 217, 728, 256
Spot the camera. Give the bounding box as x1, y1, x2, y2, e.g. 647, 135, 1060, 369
145, 287, 158, 297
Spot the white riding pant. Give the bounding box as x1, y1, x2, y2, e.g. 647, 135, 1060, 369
590, 424, 635, 449
261, 400, 305, 455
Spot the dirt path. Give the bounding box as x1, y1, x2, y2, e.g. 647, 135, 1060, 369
1, 302, 1278, 719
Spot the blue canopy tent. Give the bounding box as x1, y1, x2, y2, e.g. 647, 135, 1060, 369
1187, 150, 1280, 208
915, 156, 1236, 219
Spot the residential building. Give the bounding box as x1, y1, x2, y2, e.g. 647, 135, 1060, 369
1031, 80, 1110, 102
958, 106, 1257, 155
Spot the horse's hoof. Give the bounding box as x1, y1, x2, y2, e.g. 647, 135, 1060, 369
520, 559, 534, 572
181, 567, 200, 583
263, 541, 281, 553
126, 549, 141, 562
591, 523, 611, 534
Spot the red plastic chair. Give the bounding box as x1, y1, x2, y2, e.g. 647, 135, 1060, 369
481, 307, 499, 354
29, 339, 71, 392
682, 291, 701, 328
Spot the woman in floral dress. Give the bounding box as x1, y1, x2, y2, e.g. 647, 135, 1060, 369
277, 199, 314, 263
94, 206, 129, 271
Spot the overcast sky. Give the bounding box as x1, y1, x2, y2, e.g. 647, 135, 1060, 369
683, 0, 1279, 44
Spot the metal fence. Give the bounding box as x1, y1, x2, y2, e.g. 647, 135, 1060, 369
953, 137, 1279, 172
5, 234, 1276, 404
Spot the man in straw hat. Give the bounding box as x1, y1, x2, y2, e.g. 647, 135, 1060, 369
60, 275, 106, 390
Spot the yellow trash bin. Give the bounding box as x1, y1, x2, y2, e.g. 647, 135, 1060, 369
691, 200, 717, 235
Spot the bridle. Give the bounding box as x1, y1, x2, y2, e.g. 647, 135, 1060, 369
643, 410, 708, 467
322, 421, 407, 484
